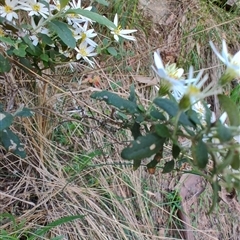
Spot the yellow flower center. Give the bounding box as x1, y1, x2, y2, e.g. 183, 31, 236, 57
0, 28, 4, 37
4, 5, 13, 13
169, 71, 180, 79
114, 25, 122, 35
187, 85, 200, 96
68, 13, 77, 18
81, 32, 87, 42
33, 4, 41, 12
165, 63, 183, 79
79, 48, 87, 57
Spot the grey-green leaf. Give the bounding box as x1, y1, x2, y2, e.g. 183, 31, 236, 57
107, 47, 117, 56
155, 124, 171, 138
59, 0, 70, 9
14, 107, 34, 117
154, 98, 193, 126
216, 122, 232, 143
0, 111, 13, 131
0, 54, 11, 73
162, 160, 175, 173
172, 144, 181, 159
218, 94, 240, 126
231, 152, 240, 170
66, 9, 115, 28
48, 20, 76, 48
91, 90, 140, 114
1, 128, 26, 158
192, 140, 208, 169
121, 133, 165, 161
95, 0, 109, 6
149, 106, 166, 120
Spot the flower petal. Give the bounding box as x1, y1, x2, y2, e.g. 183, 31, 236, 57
119, 29, 137, 34
154, 51, 164, 70
113, 13, 118, 27
209, 41, 226, 64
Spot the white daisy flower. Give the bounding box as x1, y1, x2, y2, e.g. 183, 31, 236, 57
152, 50, 185, 100
29, 17, 52, 46
74, 21, 97, 47
109, 14, 137, 42
66, 0, 93, 27
18, 0, 49, 19
50, 0, 61, 12
0, 0, 19, 22
182, 66, 221, 105
74, 41, 97, 67
210, 40, 240, 84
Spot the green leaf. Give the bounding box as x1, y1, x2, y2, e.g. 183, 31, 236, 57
153, 98, 193, 126
203, 101, 212, 127
217, 149, 236, 172
91, 91, 140, 114
22, 35, 35, 52
40, 53, 49, 62
172, 144, 181, 159
121, 133, 165, 161
133, 159, 141, 170
14, 107, 34, 117
128, 84, 137, 103
66, 9, 116, 28
19, 57, 35, 72
0, 128, 26, 158
154, 98, 178, 116
107, 47, 117, 56
231, 151, 240, 170
29, 215, 85, 240
149, 106, 166, 120
38, 33, 54, 45
0, 54, 11, 73
162, 160, 175, 173
59, 0, 70, 9
147, 151, 163, 170
130, 122, 141, 139
155, 124, 171, 138
216, 122, 232, 142
48, 20, 76, 48
0, 36, 15, 46
13, 43, 27, 57
192, 140, 208, 169
187, 108, 201, 126
110, 81, 122, 91
95, 0, 109, 6
0, 111, 13, 131
218, 94, 240, 126
208, 181, 220, 214
102, 38, 109, 46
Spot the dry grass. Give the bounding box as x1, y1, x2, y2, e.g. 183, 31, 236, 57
1, 0, 240, 239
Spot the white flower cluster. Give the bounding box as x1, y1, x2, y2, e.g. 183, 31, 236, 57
0, 0, 137, 67
152, 40, 240, 121
152, 40, 240, 143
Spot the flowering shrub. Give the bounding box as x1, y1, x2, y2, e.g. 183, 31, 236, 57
0, 0, 239, 210
91, 40, 240, 210
0, 0, 137, 72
